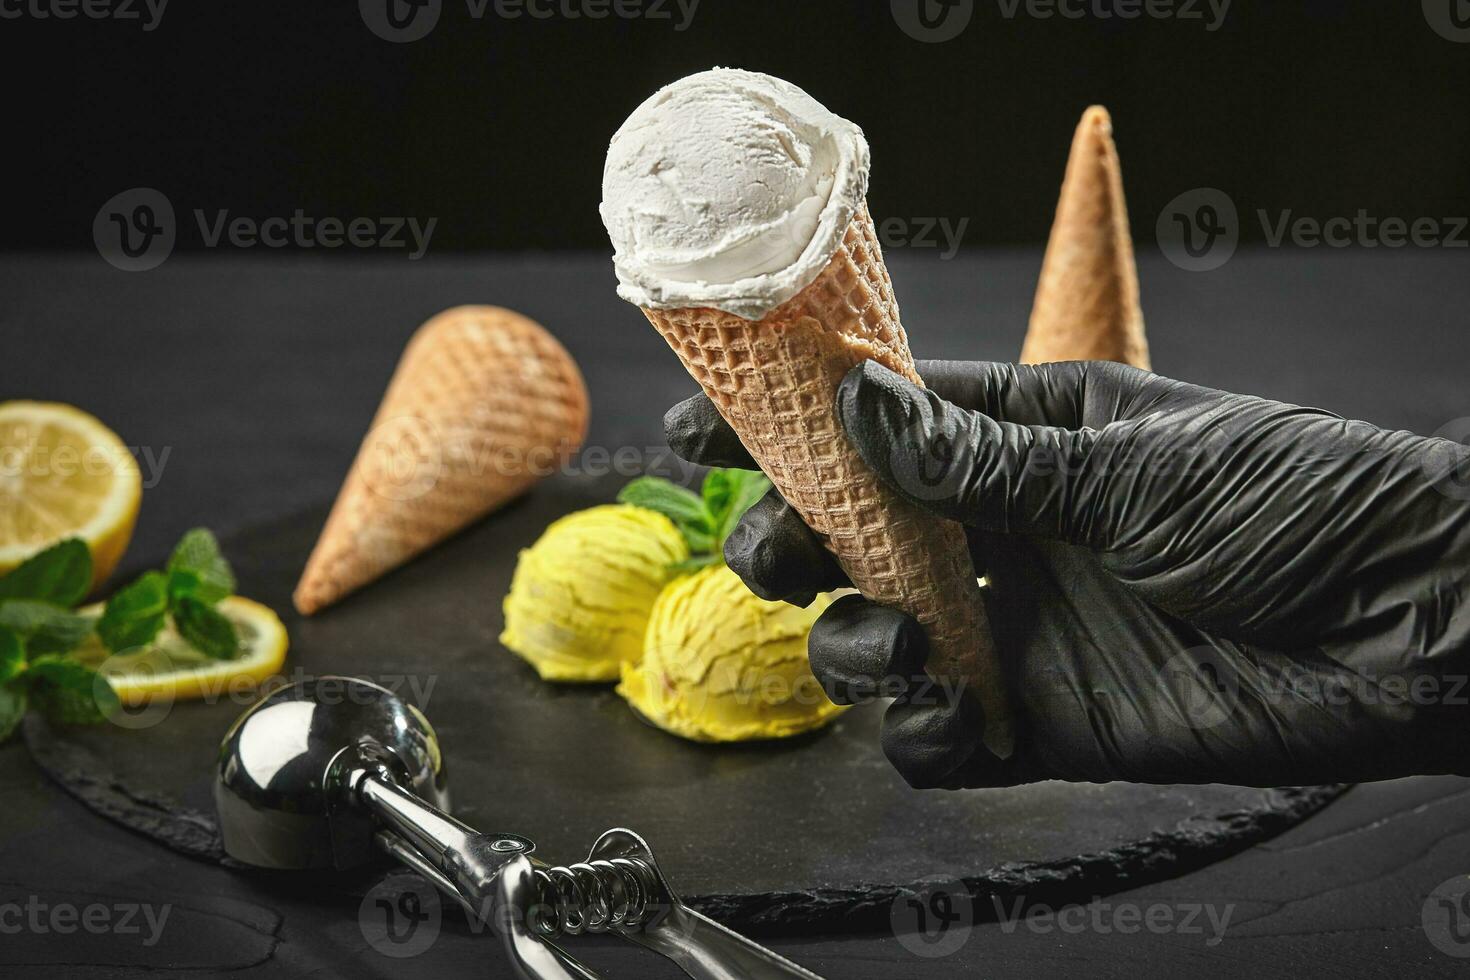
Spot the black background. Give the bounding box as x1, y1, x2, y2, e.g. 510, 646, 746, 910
2, 0, 1468, 252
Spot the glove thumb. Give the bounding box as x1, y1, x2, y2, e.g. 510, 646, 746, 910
838, 360, 1101, 544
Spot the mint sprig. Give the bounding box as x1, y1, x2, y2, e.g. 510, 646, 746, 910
0, 624, 118, 735
26, 654, 121, 725
0, 526, 242, 742
619, 479, 717, 553
100, 528, 238, 659
173, 597, 239, 660
166, 528, 236, 605
0, 539, 92, 607
618, 468, 773, 571
0, 601, 95, 657
97, 571, 170, 653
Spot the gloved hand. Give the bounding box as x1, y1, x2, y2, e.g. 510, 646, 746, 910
665, 359, 1470, 788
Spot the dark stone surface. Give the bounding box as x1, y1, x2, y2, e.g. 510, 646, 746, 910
2, 249, 1469, 976
19, 486, 1344, 931
21, 715, 224, 864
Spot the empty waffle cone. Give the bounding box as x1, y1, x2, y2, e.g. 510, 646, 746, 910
294, 306, 589, 616
644, 205, 1014, 759
1021, 106, 1150, 369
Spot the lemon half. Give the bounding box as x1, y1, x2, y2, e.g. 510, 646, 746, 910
0, 401, 142, 591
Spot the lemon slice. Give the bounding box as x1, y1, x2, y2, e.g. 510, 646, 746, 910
69, 596, 288, 705
0, 401, 142, 591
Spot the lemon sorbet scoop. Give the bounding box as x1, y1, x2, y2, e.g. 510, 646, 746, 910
619, 563, 845, 742
501, 504, 688, 682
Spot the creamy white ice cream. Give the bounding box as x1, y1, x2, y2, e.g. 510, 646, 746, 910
600, 68, 870, 321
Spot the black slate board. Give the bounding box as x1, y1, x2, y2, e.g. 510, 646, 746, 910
26, 472, 1343, 930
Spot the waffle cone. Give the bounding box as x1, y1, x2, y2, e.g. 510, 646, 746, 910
644, 206, 1014, 758
1021, 106, 1150, 369
294, 306, 589, 615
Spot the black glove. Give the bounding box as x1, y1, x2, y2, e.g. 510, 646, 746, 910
665, 359, 1470, 788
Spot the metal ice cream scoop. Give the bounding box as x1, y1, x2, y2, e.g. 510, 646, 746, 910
214, 676, 825, 980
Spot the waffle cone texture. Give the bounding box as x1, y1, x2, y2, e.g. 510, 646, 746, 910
1022, 106, 1150, 369
294, 306, 589, 615
643, 206, 1014, 758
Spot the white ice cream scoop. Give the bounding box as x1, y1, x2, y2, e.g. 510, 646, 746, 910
600, 68, 870, 320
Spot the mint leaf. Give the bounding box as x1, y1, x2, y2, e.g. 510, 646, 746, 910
669, 554, 721, 575
617, 477, 717, 553
619, 477, 710, 526
704, 469, 772, 544
174, 597, 238, 660
0, 600, 93, 657
701, 468, 738, 522
0, 684, 25, 742
0, 626, 24, 684
0, 539, 92, 606
98, 572, 169, 653
166, 528, 235, 605
26, 655, 118, 725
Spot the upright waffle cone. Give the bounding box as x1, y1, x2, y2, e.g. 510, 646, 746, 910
1022, 106, 1150, 369
644, 206, 1014, 758
294, 306, 589, 615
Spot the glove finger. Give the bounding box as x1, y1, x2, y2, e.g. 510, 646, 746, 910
664, 392, 757, 468
724, 488, 851, 605
916, 359, 1087, 428
807, 595, 927, 705
915, 358, 1153, 429
838, 360, 1100, 544
879, 684, 993, 789
925, 734, 1027, 789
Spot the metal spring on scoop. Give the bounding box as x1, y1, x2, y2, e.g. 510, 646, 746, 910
531, 858, 661, 938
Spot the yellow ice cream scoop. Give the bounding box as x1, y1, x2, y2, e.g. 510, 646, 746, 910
501, 504, 689, 682
618, 563, 844, 742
